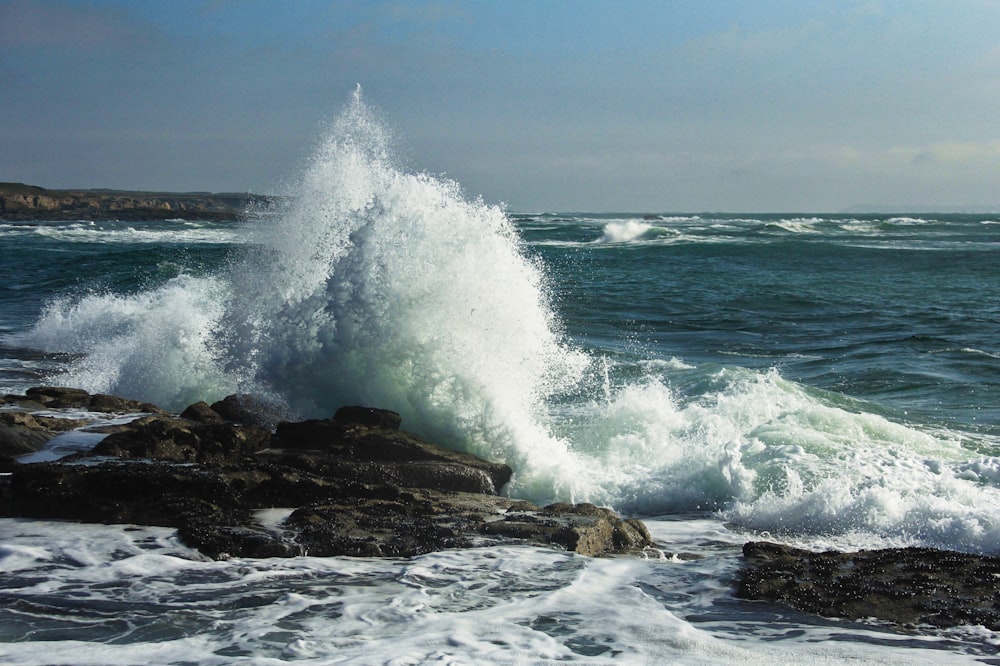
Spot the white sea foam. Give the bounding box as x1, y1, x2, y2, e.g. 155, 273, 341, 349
767, 218, 823, 233
25, 221, 241, 245
597, 220, 653, 243
0, 517, 983, 663
23, 275, 235, 408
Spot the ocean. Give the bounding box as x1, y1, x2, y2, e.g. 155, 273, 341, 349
1, 95, 999, 663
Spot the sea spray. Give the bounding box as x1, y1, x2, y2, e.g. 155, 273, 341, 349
22, 89, 593, 498
220, 88, 592, 492
25, 275, 233, 408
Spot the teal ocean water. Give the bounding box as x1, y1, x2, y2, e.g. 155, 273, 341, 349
2, 96, 999, 662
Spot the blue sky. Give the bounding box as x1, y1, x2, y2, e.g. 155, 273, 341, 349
2, 0, 999, 211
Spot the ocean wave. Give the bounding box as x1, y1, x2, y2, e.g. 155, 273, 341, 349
596, 220, 654, 243
28, 222, 242, 245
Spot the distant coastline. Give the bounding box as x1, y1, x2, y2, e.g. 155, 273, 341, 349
4, 182, 998, 220
0, 182, 271, 221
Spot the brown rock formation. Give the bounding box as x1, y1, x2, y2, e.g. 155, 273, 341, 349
0, 182, 271, 221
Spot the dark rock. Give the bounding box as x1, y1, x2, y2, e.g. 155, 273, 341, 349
4, 386, 156, 415
5, 461, 242, 527
25, 386, 91, 408
210, 393, 280, 425
89, 393, 161, 414
180, 401, 226, 424
1, 387, 654, 561
0, 412, 53, 456
481, 502, 654, 557
91, 415, 271, 464
738, 541, 1000, 631
333, 405, 402, 430
2, 394, 48, 410
255, 447, 502, 495
0, 411, 88, 457
273, 418, 512, 493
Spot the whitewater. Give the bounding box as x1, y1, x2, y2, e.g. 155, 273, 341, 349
2, 91, 1000, 662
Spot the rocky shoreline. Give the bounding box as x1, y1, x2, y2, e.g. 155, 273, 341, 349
0, 387, 652, 559
4, 386, 1000, 634
0, 182, 268, 221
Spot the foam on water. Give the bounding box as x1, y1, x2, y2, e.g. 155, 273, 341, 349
16, 91, 1000, 554
0, 220, 240, 245
0, 517, 987, 663
596, 220, 653, 243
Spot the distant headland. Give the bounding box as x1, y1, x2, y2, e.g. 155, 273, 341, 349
0, 182, 271, 221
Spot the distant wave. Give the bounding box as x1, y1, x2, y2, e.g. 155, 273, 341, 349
597, 220, 653, 243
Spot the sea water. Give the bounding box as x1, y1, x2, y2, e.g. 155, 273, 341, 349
1, 92, 999, 663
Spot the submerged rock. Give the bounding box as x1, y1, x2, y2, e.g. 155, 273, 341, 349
738, 541, 1000, 631
1, 389, 654, 560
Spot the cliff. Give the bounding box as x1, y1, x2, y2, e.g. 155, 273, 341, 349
0, 182, 270, 221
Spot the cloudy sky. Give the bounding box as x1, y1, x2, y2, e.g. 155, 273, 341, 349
2, 0, 999, 212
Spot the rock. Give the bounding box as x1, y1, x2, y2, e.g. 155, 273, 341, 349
180, 401, 226, 424
4, 460, 244, 527
738, 541, 1000, 631
90, 415, 271, 464
210, 393, 281, 426
1, 394, 48, 410
0, 411, 89, 457
1, 387, 654, 561
25, 386, 91, 408
0, 413, 51, 456
89, 393, 161, 414
255, 448, 503, 495
9, 387, 157, 414
481, 502, 654, 557
273, 417, 512, 493
333, 405, 402, 429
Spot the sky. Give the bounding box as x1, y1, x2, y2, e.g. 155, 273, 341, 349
2, 0, 999, 212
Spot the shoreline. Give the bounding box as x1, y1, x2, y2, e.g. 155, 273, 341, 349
0, 182, 271, 222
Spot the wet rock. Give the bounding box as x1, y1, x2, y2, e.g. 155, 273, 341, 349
1, 394, 48, 411
180, 401, 226, 424
481, 502, 654, 557
1, 388, 654, 560
738, 541, 1000, 631
5, 461, 243, 527
7, 387, 159, 414
89, 393, 163, 414
25, 386, 91, 408
0, 413, 51, 456
273, 417, 512, 493
333, 405, 402, 430
90, 415, 271, 464
210, 393, 282, 426
256, 448, 504, 495
0, 411, 89, 457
